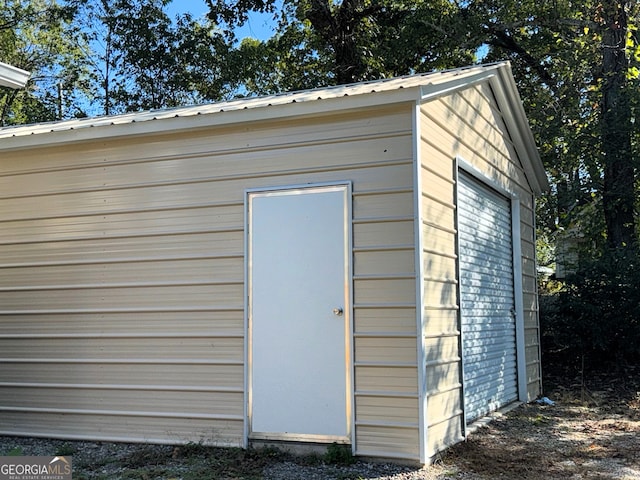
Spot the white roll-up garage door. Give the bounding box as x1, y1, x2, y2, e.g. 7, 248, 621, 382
457, 172, 518, 424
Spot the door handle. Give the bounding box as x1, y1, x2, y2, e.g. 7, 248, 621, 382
333, 307, 344, 316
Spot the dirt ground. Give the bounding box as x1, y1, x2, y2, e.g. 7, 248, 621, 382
432, 369, 640, 479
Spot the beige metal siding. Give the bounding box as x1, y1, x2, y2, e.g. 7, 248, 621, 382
419, 81, 541, 458
351, 135, 421, 458
418, 126, 462, 458
0, 105, 420, 459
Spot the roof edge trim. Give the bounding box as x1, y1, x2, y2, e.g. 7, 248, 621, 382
419, 71, 499, 102
0, 87, 420, 151
0, 61, 30, 89
493, 65, 550, 194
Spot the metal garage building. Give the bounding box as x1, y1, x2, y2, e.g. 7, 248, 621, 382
0, 62, 548, 464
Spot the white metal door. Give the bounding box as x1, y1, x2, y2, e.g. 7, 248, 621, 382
248, 184, 351, 443
458, 173, 518, 423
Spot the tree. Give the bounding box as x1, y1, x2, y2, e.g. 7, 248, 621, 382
0, 0, 87, 124
109, 0, 197, 111
208, 0, 475, 93
73, 0, 236, 115
600, 1, 635, 249
72, 0, 122, 115
208, 1, 638, 255
456, 0, 639, 252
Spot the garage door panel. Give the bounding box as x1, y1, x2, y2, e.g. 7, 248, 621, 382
462, 349, 518, 372
458, 173, 518, 424
460, 301, 514, 313
458, 252, 513, 268
464, 371, 518, 391
463, 333, 517, 348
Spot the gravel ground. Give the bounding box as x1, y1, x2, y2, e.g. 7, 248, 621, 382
1, 383, 638, 479
0, 435, 457, 479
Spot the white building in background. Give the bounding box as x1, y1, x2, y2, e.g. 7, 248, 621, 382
0, 61, 30, 89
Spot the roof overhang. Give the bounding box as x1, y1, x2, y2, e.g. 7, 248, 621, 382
0, 61, 30, 89
416, 62, 549, 194
0, 62, 548, 194
493, 63, 550, 194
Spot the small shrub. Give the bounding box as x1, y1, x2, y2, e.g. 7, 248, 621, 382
122, 445, 170, 468
176, 442, 211, 457
299, 452, 323, 466
324, 443, 355, 465
4, 446, 23, 456
56, 442, 76, 456
540, 248, 640, 373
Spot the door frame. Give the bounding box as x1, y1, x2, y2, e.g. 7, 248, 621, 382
243, 181, 354, 447
455, 158, 526, 435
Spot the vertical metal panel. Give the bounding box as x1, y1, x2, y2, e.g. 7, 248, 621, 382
457, 172, 518, 423
413, 103, 428, 464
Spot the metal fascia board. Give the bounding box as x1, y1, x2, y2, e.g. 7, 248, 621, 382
492, 67, 550, 194
419, 62, 549, 195
0, 62, 30, 89
453, 158, 468, 438
0, 87, 421, 152
419, 65, 502, 102
511, 195, 528, 402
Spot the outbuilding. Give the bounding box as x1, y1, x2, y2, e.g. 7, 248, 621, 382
0, 62, 548, 464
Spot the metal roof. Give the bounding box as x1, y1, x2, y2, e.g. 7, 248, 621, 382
0, 63, 499, 139
0, 62, 549, 192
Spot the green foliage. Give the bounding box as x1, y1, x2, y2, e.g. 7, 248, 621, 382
3, 446, 24, 456
209, 1, 477, 93
56, 442, 76, 456
540, 249, 640, 371
73, 0, 237, 115
454, 1, 640, 252
324, 442, 355, 465
0, 0, 86, 124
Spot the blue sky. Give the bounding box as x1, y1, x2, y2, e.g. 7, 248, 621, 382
166, 0, 276, 41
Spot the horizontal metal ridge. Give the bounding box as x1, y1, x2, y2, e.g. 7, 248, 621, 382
0, 280, 243, 292
354, 332, 417, 338
427, 409, 464, 428
0, 306, 243, 315
354, 420, 419, 429
352, 215, 414, 225
424, 357, 461, 368
0, 358, 243, 365
354, 361, 417, 368
355, 390, 418, 398
0, 382, 243, 393
0, 253, 243, 269
0, 332, 243, 339
0, 406, 243, 421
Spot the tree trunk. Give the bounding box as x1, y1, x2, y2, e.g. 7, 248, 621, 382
601, 0, 636, 249
306, 0, 364, 85
333, 0, 363, 84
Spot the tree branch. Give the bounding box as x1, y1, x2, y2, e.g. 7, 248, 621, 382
486, 26, 558, 91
